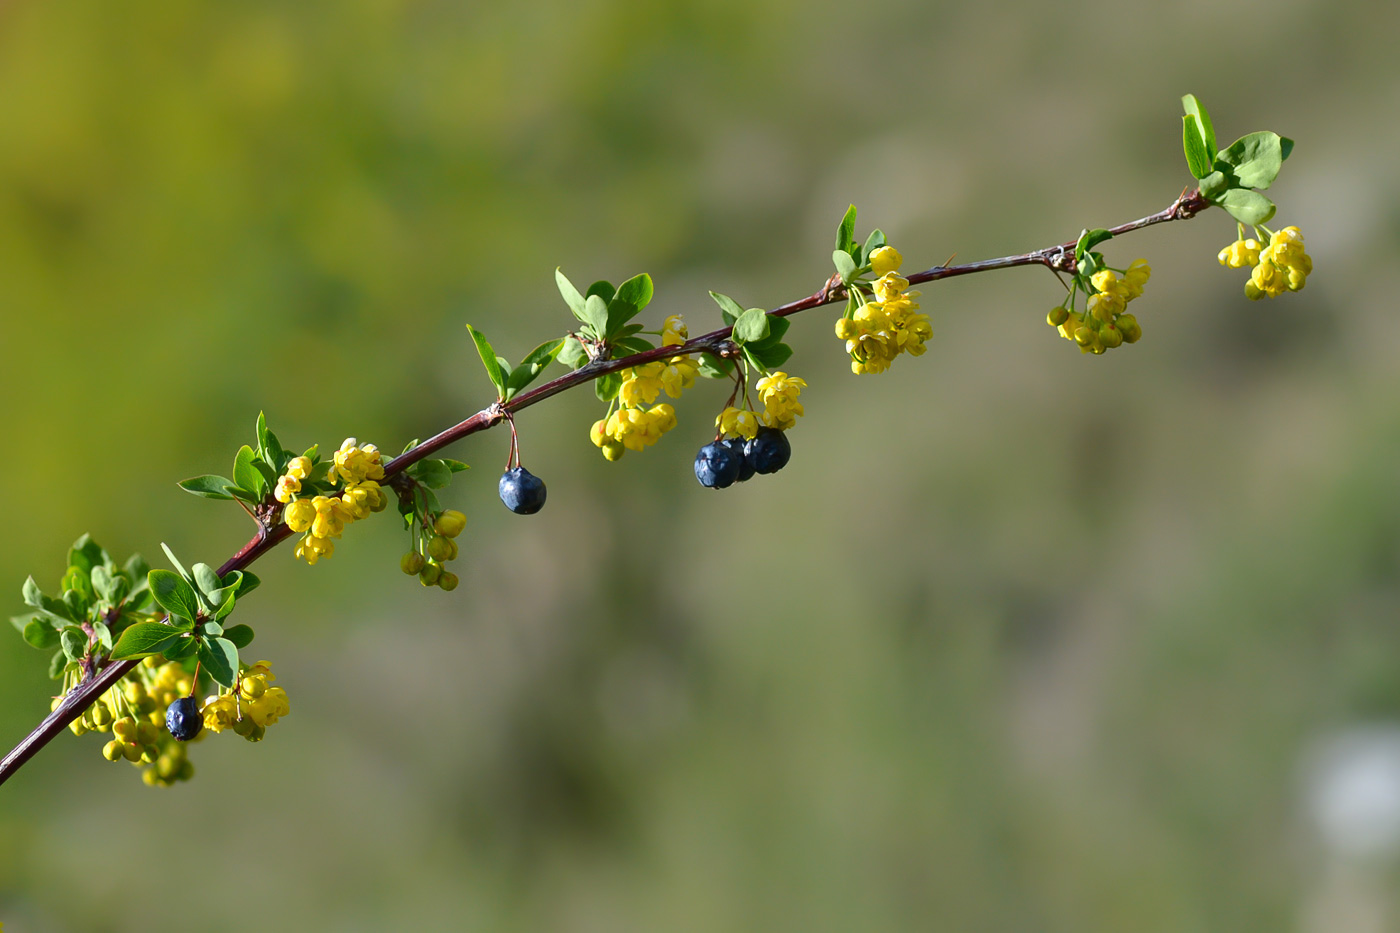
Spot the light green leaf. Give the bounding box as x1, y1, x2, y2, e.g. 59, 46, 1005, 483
224, 624, 255, 649
1199, 170, 1230, 201
1219, 188, 1276, 225
861, 228, 886, 264
1183, 115, 1211, 179
197, 636, 240, 687
582, 294, 609, 335
23, 617, 58, 650
233, 446, 264, 499
555, 268, 588, 321
466, 325, 506, 395
1181, 94, 1216, 156
178, 475, 236, 500
505, 338, 565, 399
22, 575, 42, 608
1216, 131, 1284, 190
1075, 229, 1114, 261
709, 291, 745, 326
594, 371, 622, 402
110, 622, 185, 659
835, 204, 857, 254
732, 308, 770, 345
149, 569, 200, 622
832, 250, 857, 285
557, 336, 589, 369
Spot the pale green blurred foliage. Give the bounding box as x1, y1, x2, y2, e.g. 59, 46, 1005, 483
2, 0, 1399, 930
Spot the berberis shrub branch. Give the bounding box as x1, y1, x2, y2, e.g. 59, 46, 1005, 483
1, 95, 1310, 788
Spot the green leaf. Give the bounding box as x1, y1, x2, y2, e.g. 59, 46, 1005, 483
1280, 136, 1294, 162
213, 590, 238, 622
595, 371, 622, 402
10, 612, 36, 634
110, 622, 185, 659
47, 649, 66, 679
604, 273, 654, 337
861, 228, 886, 264
23, 617, 58, 650
732, 308, 770, 345
68, 535, 106, 575
555, 268, 588, 321
197, 636, 239, 687
90, 565, 115, 602
22, 575, 43, 608
223, 624, 255, 649
835, 204, 857, 254
227, 570, 260, 599
192, 563, 223, 606
585, 280, 615, 303
747, 315, 789, 349
149, 570, 200, 622
745, 341, 794, 370
582, 294, 609, 335
1181, 94, 1216, 156
466, 325, 507, 396
1199, 170, 1230, 201
697, 353, 734, 379
201, 620, 224, 637
60, 627, 87, 662
164, 634, 198, 660
613, 336, 656, 355
160, 543, 191, 583
1182, 115, 1211, 179
558, 336, 589, 369
1216, 131, 1284, 190
178, 475, 236, 500
832, 250, 857, 285
504, 338, 565, 399
62, 588, 89, 620
709, 291, 745, 326
233, 446, 265, 499
1075, 229, 1114, 261
413, 458, 452, 489
443, 459, 470, 473
1218, 188, 1276, 225
90, 620, 112, 652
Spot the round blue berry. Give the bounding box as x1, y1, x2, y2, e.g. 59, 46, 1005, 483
165, 696, 203, 742
498, 466, 547, 514
747, 427, 791, 474
694, 441, 742, 489
720, 438, 755, 482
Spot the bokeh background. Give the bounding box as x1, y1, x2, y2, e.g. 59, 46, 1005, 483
1, 0, 1398, 930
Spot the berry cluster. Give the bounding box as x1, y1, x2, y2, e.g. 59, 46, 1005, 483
1219, 225, 1311, 300
835, 247, 933, 375
283, 439, 389, 565
401, 509, 467, 590
694, 427, 792, 489
1049, 260, 1150, 355
75, 658, 200, 786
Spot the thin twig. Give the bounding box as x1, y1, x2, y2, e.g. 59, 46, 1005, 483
0, 189, 1207, 787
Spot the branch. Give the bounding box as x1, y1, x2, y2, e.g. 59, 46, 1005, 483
0, 188, 1208, 787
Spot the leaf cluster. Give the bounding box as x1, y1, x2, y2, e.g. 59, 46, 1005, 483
1181, 94, 1294, 225
108, 544, 260, 687
832, 204, 889, 287
179, 412, 329, 506
394, 439, 469, 524
707, 291, 793, 373
10, 535, 156, 680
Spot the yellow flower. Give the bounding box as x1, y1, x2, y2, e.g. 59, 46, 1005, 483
661, 314, 688, 347
870, 246, 903, 276
285, 456, 313, 480
247, 687, 290, 727
658, 356, 699, 398
294, 533, 334, 565
274, 474, 301, 504
285, 499, 315, 533
873, 272, 911, 303
201, 694, 239, 733
715, 406, 760, 440
328, 438, 385, 485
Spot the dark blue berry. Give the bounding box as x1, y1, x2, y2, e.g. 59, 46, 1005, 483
720, 438, 755, 482
165, 696, 203, 742
694, 441, 742, 488
747, 427, 791, 474
498, 466, 547, 514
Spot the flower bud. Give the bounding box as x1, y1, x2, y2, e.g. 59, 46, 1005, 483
433, 510, 467, 538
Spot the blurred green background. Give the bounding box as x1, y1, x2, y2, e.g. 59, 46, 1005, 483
2, 0, 1398, 930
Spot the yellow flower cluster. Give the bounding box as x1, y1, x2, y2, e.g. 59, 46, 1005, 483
74, 659, 198, 785
282, 439, 387, 565
591, 355, 699, 460
1052, 259, 1149, 354
715, 406, 761, 440
1224, 226, 1312, 300
754, 371, 807, 431
834, 248, 932, 374
593, 404, 678, 459
202, 660, 290, 742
